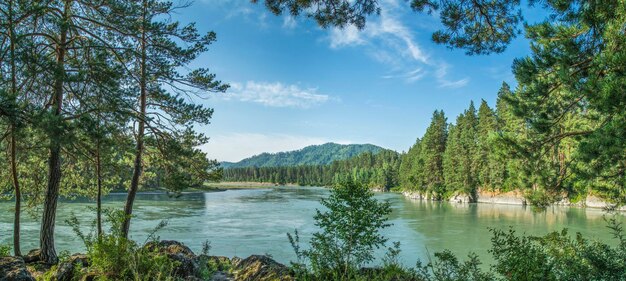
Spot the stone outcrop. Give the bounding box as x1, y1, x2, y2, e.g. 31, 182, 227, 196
448, 192, 471, 204
231, 255, 293, 281
144, 240, 200, 279
21, 249, 41, 264
476, 189, 527, 206
55, 253, 89, 281
4, 242, 294, 281
0, 256, 35, 281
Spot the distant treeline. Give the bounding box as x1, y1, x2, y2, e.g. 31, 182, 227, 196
223, 150, 400, 189
225, 81, 623, 207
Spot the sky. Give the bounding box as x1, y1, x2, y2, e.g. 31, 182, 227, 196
181, 0, 539, 162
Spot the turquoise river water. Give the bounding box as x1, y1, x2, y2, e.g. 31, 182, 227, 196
1, 186, 623, 266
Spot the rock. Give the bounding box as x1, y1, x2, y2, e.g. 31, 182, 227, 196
22, 249, 41, 264
476, 189, 527, 206
232, 255, 292, 281
204, 255, 232, 272
55, 253, 89, 281
144, 240, 200, 279
25, 262, 51, 279
230, 257, 243, 269
210, 271, 234, 281
0, 256, 36, 281
448, 192, 471, 204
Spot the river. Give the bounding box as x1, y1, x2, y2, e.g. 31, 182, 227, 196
0, 186, 623, 267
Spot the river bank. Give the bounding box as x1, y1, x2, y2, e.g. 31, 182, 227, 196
402, 189, 626, 211
0, 241, 294, 281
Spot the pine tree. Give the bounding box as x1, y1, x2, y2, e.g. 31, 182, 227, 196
416, 110, 448, 197
443, 122, 462, 194
458, 102, 479, 199
476, 100, 499, 190
494, 82, 525, 191
399, 139, 421, 191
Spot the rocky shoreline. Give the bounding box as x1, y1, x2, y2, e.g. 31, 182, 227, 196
403, 189, 626, 211
0, 241, 293, 281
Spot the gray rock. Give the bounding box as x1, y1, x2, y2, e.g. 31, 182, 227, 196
55, 254, 89, 281
22, 249, 41, 264
144, 240, 200, 279
0, 256, 36, 281
232, 255, 293, 281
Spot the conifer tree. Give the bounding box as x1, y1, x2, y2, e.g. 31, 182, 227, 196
416, 111, 447, 197
476, 100, 499, 190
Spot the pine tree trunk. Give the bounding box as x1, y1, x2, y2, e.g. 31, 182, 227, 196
41, 145, 61, 264
96, 139, 102, 237
8, 0, 21, 257
11, 131, 21, 257
41, 0, 70, 264
122, 1, 147, 238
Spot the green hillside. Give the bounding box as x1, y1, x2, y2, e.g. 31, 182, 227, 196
222, 143, 385, 168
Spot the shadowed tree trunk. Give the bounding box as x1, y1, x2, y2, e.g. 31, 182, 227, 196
11, 131, 21, 257
40, 0, 70, 264
121, 0, 147, 238
7, 0, 21, 257
96, 137, 102, 237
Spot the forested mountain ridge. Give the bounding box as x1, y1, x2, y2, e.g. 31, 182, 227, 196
222, 143, 385, 168
224, 149, 401, 189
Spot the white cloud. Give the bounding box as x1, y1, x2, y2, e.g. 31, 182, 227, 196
200, 133, 352, 162
220, 81, 331, 108
326, 0, 468, 87
330, 25, 366, 48
438, 78, 470, 89
282, 15, 297, 29
435, 62, 470, 88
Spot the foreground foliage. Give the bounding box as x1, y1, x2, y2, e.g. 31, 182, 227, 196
288, 180, 392, 280
287, 180, 626, 281
66, 210, 182, 280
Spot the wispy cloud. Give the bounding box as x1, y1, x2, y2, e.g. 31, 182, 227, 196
282, 15, 297, 29
330, 25, 365, 48
199, 133, 352, 162
326, 0, 468, 87
220, 81, 332, 108
435, 63, 470, 89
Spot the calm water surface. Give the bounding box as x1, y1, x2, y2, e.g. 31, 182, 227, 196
0, 187, 623, 266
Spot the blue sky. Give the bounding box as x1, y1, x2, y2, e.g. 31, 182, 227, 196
186, 0, 537, 162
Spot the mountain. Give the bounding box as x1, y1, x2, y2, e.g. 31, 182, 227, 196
221, 142, 386, 168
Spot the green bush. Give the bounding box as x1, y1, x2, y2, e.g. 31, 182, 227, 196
489, 215, 626, 281
0, 244, 11, 257
286, 180, 626, 281
67, 209, 179, 280
288, 179, 394, 280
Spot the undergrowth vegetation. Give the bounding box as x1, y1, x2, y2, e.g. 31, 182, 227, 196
66, 209, 180, 280
0, 244, 10, 257
287, 181, 626, 281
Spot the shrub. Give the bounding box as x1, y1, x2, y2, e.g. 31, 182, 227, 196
0, 244, 10, 257
288, 179, 393, 280
67, 209, 178, 280
489, 215, 626, 281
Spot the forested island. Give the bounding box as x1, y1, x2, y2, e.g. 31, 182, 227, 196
1, 0, 625, 280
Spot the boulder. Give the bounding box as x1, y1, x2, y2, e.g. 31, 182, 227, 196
0, 256, 36, 281
55, 253, 89, 281
144, 240, 200, 279
204, 255, 232, 272
22, 249, 41, 264
448, 192, 471, 204
232, 255, 292, 281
